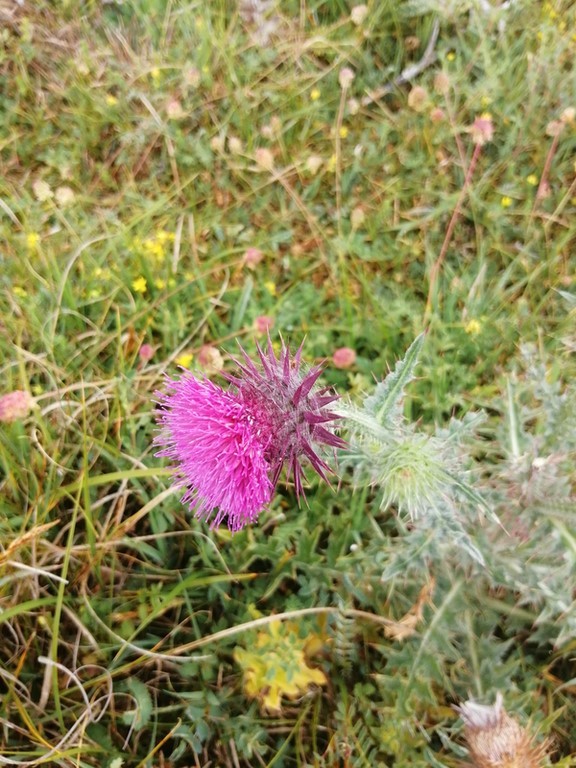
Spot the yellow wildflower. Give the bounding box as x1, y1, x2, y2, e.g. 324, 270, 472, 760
339, 126, 349, 139
156, 229, 174, 244
326, 153, 337, 172
501, 196, 513, 208
465, 319, 482, 336
264, 281, 277, 296
13, 286, 28, 298
446, 51, 456, 61
154, 278, 166, 290
143, 237, 166, 261
175, 353, 193, 368
310, 88, 321, 101
26, 233, 40, 250
92, 266, 112, 280
526, 174, 538, 186
132, 276, 147, 293
105, 94, 118, 106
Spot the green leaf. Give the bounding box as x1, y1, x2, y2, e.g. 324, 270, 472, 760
120, 677, 153, 731
364, 332, 425, 427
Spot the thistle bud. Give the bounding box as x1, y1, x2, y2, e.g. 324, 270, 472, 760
455, 693, 549, 768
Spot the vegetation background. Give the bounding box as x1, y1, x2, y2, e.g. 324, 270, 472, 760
0, 0, 575, 765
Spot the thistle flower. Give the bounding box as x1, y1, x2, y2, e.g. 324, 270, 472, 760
455, 693, 549, 768
154, 339, 344, 531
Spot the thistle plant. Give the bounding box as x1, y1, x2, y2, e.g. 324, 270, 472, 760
339, 333, 492, 566
477, 343, 576, 647
154, 338, 344, 531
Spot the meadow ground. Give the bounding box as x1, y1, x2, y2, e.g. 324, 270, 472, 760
0, 1, 575, 766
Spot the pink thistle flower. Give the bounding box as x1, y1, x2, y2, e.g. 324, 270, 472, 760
154, 339, 344, 531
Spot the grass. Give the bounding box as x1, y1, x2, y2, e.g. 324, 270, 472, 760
0, 0, 575, 765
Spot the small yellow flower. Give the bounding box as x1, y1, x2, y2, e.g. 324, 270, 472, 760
501, 196, 513, 208
176, 352, 193, 368
446, 51, 455, 61
26, 232, 40, 250
339, 126, 349, 139
264, 281, 277, 296
151, 67, 161, 82
465, 319, 482, 336
143, 237, 166, 261
195, 16, 205, 29
132, 276, 147, 293
480, 96, 492, 108
93, 267, 112, 280
310, 88, 321, 101
326, 153, 337, 172
13, 286, 28, 298
156, 229, 174, 244
105, 94, 118, 106
526, 174, 538, 186
154, 278, 166, 290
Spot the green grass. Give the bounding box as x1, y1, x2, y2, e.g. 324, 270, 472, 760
1, 0, 575, 766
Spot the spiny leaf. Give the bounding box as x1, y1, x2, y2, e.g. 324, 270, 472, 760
363, 333, 426, 427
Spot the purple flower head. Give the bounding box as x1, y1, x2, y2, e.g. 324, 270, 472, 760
154, 338, 344, 531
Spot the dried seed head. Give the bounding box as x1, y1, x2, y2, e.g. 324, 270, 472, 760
455, 693, 549, 768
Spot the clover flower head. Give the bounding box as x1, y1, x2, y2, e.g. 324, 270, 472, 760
0, 390, 36, 423
154, 338, 344, 531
